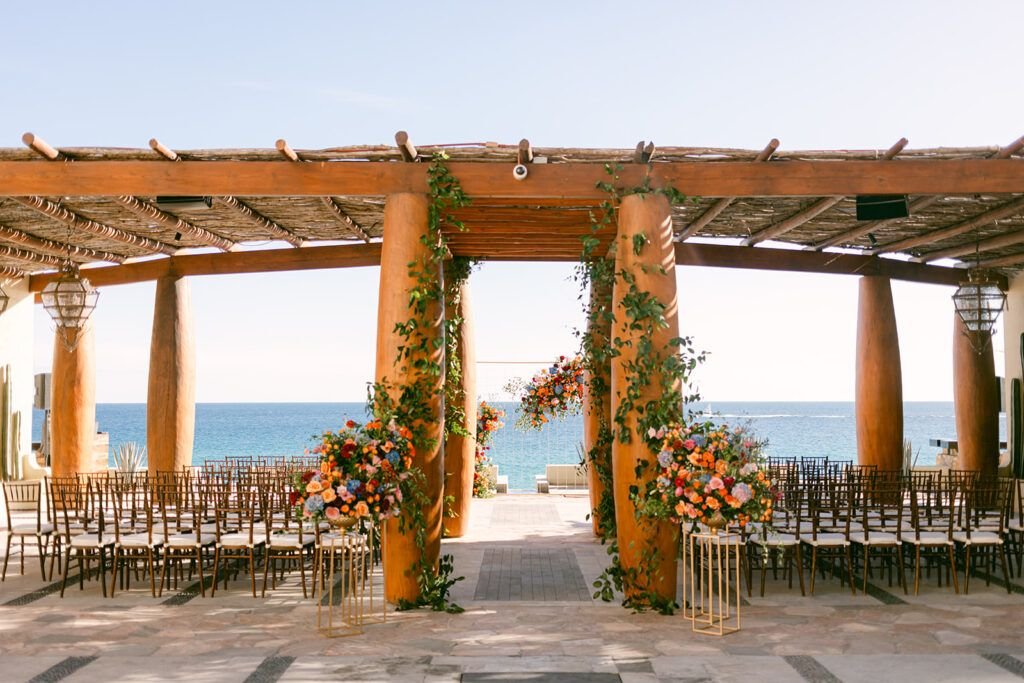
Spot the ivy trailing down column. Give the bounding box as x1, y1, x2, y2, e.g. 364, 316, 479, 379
579, 166, 705, 613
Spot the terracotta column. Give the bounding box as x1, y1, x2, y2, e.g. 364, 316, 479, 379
443, 277, 476, 537
583, 273, 613, 537
376, 193, 445, 603
51, 324, 97, 476
610, 193, 679, 601
953, 314, 1000, 477
147, 274, 196, 474
855, 276, 904, 471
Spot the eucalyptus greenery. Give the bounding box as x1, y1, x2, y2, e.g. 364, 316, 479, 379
577, 164, 706, 614
375, 152, 470, 614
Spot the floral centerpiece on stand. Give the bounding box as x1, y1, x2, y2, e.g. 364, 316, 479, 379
640, 422, 776, 530
473, 401, 506, 497
507, 355, 585, 430
292, 417, 414, 525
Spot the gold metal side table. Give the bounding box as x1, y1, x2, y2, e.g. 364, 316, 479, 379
686, 530, 742, 636
315, 527, 386, 637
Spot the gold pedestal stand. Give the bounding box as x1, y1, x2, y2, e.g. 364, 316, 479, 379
315, 522, 387, 638
686, 530, 742, 636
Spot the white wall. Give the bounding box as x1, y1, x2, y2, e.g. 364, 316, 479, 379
0, 277, 35, 473
1003, 274, 1024, 457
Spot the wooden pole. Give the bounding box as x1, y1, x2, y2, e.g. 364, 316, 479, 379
50, 325, 97, 476
376, 193, 444, 603
953, 314, 1000, 478
610, 193, 679, 601
583, 273, 613, 537
443, 277, 476, 538
855, 276, 904, 470
147, 274, 196, 474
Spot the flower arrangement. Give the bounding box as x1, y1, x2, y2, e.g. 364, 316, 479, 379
473, 401, 506, 497
508, 355, 585, 430
291, 418, 414, 524
641, 422, 775, 529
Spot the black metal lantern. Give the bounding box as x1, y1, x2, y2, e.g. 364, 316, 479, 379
952, 269, 1006, 352
41, 264, 99, 349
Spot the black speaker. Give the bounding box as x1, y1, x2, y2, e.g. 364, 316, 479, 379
856, 195, 909, 221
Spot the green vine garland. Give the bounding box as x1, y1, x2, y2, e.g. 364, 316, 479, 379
375, 152, 471, 614
577, 164, 705, 614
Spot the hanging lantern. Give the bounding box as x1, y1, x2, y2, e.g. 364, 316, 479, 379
952, 269, 1006, 353
0, 284, 9, 315
41, 264, 99, 349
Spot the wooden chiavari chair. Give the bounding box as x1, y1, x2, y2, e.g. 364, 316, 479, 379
2, 480, 53, 581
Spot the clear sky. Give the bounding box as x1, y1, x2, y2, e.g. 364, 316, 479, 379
4, 1, 1022, 403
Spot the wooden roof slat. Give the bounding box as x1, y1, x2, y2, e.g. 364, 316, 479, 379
0, 243, 63, 267
978, 250, 1024, 269
0, 222, 125, 263
275, 138, 371, 242
744, 138, 907, 247
676, 138, 779, 242
111, 194, 237, 251
395, 131, 418, 162
874, 195, 1024, 256
12, 195, 176, 255
811, 134, 1024, 251
25, 132, 236, 252
149, 138, 304, 248
921, 224, 1024, 263
0, 266, 25, 279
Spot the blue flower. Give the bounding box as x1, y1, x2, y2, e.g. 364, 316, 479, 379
386, 451, 400, 466
347, 479, 362, 493
657, 450, 674, 468
693, 435, 706, 447
304, 495, 325, 513
553, 384, 564, 395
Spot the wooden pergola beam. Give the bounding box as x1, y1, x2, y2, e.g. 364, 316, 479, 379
675, 138, 779, 242
275, 138, 371, 242
9, 157, 1024, 199
673, 243, 980, 287
744, 138, 907, 247
0, 222, 125, 263
12, 196, 176, 255
25, 133, 235, 252
26, 240, 976, 290
978, 251, 1024, 269
811, 133, 1024, 251
29, 242, 383, 291
0, 266, 25, 279
874, 195, 1024, 256
149, 138, 304, 248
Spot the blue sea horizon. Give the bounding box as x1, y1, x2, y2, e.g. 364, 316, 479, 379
31, 401, 1005, 492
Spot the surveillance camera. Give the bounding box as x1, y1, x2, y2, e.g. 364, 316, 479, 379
512, 164, 528, 181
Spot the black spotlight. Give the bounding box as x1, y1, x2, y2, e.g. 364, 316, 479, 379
156, 196, 213, 211
856, 195, 909, 221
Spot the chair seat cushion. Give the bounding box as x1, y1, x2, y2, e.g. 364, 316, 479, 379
270, 534, 313, 549
756, 533, 799, 546
70, 533, 115, 548
952, 531, 1003, 546
905, 531, 952, 545
217, 532, 266, 547
119, 533, 164, 548
167, 533, 214, 547
851, 532, 899, 545
11, 523, 53, 535
803, 533, 849, 546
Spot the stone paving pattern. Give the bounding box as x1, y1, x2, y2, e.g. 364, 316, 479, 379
0, 495, 1023, 681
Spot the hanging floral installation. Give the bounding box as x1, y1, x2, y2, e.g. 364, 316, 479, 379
473, 401, 506, 497
639, 422, 777, 528
506, 355, 586, 429
291, 418, 414, 524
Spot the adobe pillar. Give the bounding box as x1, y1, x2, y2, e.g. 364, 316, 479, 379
147, 274, 196, 474
51, 324, 97, 476
376, 193, 445, 602
855, 276, 904, 470
583, 272, 613, 537
610, 193, 679, 601
953, 314, 1000, 477
443, 276, 476, 537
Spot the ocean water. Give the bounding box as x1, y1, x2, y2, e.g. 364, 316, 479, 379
31, 402, 1005, 492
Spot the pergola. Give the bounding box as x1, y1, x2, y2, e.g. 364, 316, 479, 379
0, 131, 1021, 601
